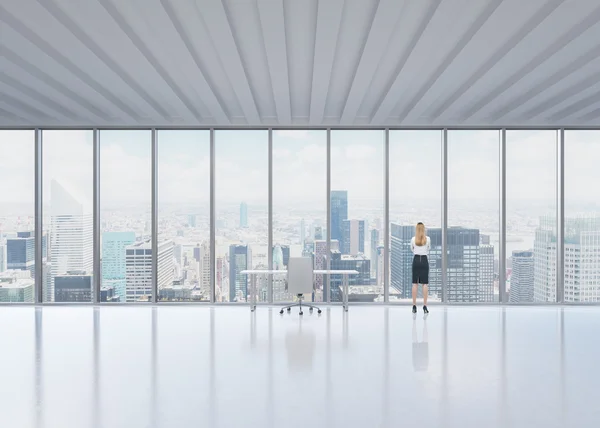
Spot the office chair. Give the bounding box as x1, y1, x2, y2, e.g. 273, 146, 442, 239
280, 257, 322, 316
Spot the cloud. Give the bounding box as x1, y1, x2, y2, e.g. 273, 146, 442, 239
344, 144, 376, 159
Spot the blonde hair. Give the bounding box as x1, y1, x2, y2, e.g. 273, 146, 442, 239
415, 222, 426, 246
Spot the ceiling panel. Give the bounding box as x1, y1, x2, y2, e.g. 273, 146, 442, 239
1, 0, 599, 126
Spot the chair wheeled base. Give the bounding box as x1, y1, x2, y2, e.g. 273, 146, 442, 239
280, 294, 322, 316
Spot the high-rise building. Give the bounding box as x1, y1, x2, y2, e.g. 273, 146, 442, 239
330, 252, 370, 301
342, 219, 365, 255
125, 240, 174, 302
533, 215, 557, 303
102, 231, 135, 302
272, 244, 292, 301
240, 202, 248, 228
330, 191, 348, 250
0, 240, 6, 273
54, 271, 92, 302
479, 243, 495, 302
0, 270, 34, 302
314, 240, 328, 293
314, 226, 323, 240
564, 217, 600, 302
390, 224, 415, 298
49, 180, 93, 302
229, 245, 251, 302
391, 224, 480, 302
510, 251, 534, 303
100, 285, 119, 302
188, 214, 197, 228
198, 241, 211, 294
6, 232, 47, 277
370, 229, 380, 278
435, 227, 479, 302
376, 245, 385, 287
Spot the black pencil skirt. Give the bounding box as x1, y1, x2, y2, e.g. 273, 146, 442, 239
412, 255, 429, 284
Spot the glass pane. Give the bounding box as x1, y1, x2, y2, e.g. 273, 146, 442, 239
448, 130, 499, 302
157, 130, 210, 302
215, 130, 268, 303
43, 130, 93, 302
100, 130, 151, 303
272, 130, 326, 303
0, 130, 35, 303
330, 130, 384, 303
506, 130, 557, 303
564, 130, 600, 302
389, 131, 442, 302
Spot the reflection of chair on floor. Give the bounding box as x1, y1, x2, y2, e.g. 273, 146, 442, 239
280, 257, 322, 316
412, 317, 429, 372
285, 322, 316, 371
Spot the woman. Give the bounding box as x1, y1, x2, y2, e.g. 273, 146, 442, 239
411, 222, 430, 314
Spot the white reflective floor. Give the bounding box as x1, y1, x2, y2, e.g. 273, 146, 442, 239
1, 305, 599, 428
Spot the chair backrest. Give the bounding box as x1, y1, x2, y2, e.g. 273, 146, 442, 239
287, 257, 314, 294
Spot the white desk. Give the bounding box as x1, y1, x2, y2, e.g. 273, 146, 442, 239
240, 269, 359, 312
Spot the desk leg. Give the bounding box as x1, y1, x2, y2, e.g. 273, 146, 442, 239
251, 275, 256, 312
344, 274, 349, 312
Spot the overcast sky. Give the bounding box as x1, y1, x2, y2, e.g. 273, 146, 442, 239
0, 129, 598, 213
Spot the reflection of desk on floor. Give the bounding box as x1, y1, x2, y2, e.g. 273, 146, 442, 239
240, 270, 359, 311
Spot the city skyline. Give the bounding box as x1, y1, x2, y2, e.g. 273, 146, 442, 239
1, 129, 600, 304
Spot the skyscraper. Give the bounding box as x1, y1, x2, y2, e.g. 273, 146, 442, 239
229, 245, 251, 302
391, 224, 480, 302
6, 232, 47, 277
49, 180, 93, 302
0, 240, 6, 273
563, 216, 600, 302
510, 251, 534, 303
435, 227, 479, 302
370, 229, 380, 278
240, 202, 248, 228
0, 270, 34, 302
272, 244, 292, 301
102, 231, 135, 302
314, 226, 323, 240
342, 219, 365, 255
188, 214, 197, 228
330, 252, 370, 301
125, 240, 174, 302
533, 215, 557, 303
54, 271, 92, 302
330, 191, 348, 250
198, 241, 211, 294
390, 224, 415, 298
479, 243, 495, 302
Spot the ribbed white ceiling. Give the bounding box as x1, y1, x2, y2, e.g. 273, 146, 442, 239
1, 0, 600, 127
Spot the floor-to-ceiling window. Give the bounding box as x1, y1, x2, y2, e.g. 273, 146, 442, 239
448, 130, 500, 303
506, 130, 557, 303
272, 130, 326, 302
42, 130, 93, 303
157, 130, 210, 302
215, 130, 268, 303
389, 130, 442, 302
0, 130, 35, 303
100, 130, 152, 303
330, 130, 384, 303
565, 130, 600, 303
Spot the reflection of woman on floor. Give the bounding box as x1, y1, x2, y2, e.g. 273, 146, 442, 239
412, 317, 429, 372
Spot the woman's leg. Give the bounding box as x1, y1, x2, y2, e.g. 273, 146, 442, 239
423, 284, 428, 306
412, 283, 417, 305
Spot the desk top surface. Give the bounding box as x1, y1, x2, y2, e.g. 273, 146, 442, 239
241, 270, 359, 274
